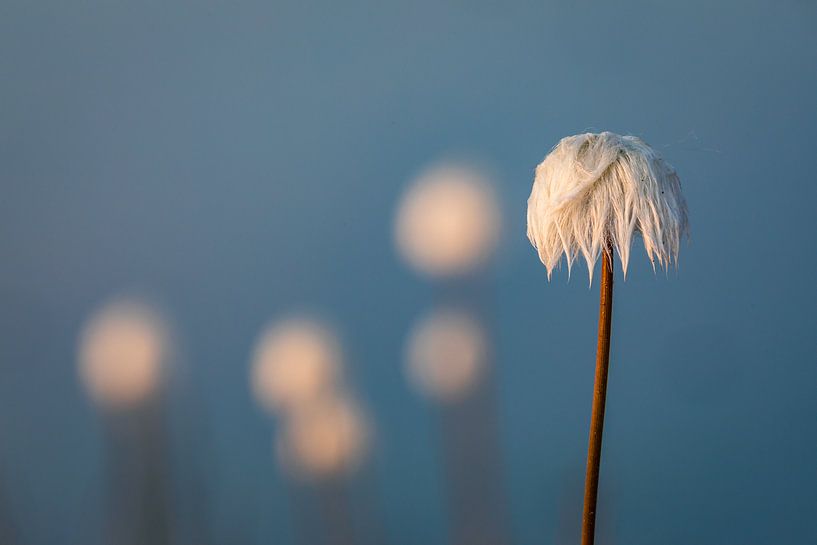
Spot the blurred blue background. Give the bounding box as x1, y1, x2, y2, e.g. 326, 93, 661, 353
1, 1, 816, 544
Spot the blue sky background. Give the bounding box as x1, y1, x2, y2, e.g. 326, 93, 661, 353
1, 1, 816, 544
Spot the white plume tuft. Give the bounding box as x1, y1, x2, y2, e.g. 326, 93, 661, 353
527, 132, 689, 283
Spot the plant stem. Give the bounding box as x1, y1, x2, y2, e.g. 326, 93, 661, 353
581, 251, 614, 545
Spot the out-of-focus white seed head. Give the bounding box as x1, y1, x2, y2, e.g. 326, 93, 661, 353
276, 394, 370, 479
251, 318, 342, 415
79, 299, 168, 410
405, 308, 487, 403
395, 164, 501, 278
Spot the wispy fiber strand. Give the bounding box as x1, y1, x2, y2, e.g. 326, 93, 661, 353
527, 132, 689, 282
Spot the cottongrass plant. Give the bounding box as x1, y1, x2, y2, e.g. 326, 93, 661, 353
78, 298, 173, 545
250, 316, 372, 545
527, 132, 688, 545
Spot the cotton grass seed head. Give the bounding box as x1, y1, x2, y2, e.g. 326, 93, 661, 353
527, 132, 689, 282
79, 299, 168, 410
276, 394, 370, 479
250, 317, 342, 415
405, 307, 487, 403
395, 163, 501, 278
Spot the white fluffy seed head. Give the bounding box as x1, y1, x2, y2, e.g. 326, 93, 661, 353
78, 299, 168, 410
276, 394, 370, 479
527, 132, 689, 282
405, 308, 487, 403
250, 318, 342, 415
395, 164, 501, 278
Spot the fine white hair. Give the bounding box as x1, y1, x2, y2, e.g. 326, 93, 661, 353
527, 132, 689, 282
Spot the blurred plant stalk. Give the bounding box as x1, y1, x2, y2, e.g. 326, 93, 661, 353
433, 278, 510, 545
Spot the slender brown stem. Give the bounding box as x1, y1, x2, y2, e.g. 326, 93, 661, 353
581, 251, 614, 545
